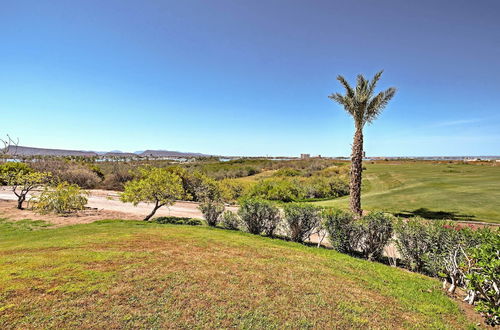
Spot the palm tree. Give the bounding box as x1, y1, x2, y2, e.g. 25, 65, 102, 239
329, 71, 396, 216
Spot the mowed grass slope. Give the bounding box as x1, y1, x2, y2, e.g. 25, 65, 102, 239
315, 162, 500, 223
0, 219, 472, 328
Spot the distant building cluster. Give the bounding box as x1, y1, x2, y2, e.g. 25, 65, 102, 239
300, 154, 322, 159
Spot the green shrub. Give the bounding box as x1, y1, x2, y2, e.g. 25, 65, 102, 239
245, 176, 349, 202
323, 208, 356, 253
60, 167, 101, 188
302, 177, 349, 199
247, 178, 304, 202
219, 179, 251, 202
353, 212, 394, 261
238, 198, 281, 236
153, 216, 203, 226
273, 168, 302, 177
194, 173, 225, 226
465, 229, 500, 325
394, 217, 433, 272
283, 203, 321, 243
424, 222, 484, 293
220, 210, 241, 230
199, 201, 225, 227
31, 160, 100, 189
34, 182, 88, 214
101, 163, 134, 190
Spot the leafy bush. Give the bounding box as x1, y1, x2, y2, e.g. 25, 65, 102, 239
238, 198, 281, 236
273, 168, 302, 177
194, 173, 225, 226
423, 223, 484, 294
153, 216, 203, 226
34, 182, 88, 214
101, 163, 134, 190
353, 212, 394, 261
245, 176, 349, 202
394, 217, 433, 271
59, 167, 101, 189
247, 178, 304, 202
199, 201, 225, 227
302, 177, 349, 199
315, 165, 350, 177
465, 230, 500, 325
87, 164, 105, 180
219, 179, 251, 202
31, 160, 100, 189
220, 210, 241, 230
323, 208, 356, 253
185, 159, 265, 180
283, 203, 321, 243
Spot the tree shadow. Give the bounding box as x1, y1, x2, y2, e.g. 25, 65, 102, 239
394, 208, 476, 221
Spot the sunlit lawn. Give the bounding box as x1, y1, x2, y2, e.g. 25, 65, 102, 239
315, 162, 500, 223
0, 218, 472, 328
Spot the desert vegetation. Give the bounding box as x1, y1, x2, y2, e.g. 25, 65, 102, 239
0, 155, 499, 324
32, 182, 88, 214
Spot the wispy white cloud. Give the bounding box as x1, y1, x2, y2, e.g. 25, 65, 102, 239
430, 118, 484, 128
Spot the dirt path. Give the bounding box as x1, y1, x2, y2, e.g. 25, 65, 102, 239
0, 187, 236, 221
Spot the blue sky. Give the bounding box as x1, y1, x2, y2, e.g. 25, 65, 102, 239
1, 0, 499, 156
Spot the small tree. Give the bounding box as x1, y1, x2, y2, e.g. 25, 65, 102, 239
34, 182, 88, 214
0, 171, 51, 209
283, 203, 321, 243
120, 167, 184, 221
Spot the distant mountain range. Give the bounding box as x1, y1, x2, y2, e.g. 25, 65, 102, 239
7, 146, 210, 158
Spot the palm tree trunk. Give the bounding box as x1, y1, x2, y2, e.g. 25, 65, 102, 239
350, 126, 363, 216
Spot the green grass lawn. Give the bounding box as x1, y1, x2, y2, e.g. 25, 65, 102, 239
0, 219, 474, 328
315, 162, 500, 223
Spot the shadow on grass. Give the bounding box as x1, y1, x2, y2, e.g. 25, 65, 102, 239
395, 208, 476, 221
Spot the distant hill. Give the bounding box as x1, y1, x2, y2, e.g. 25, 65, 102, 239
139, 150, 209, 158
103, 152, 138, 158
8, 146, 98, 157
6, 146, 210, 158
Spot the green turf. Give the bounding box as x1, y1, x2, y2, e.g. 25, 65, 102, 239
314, 162, 500, 223
0, 219, 474, 328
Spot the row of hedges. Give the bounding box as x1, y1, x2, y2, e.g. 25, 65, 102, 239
197, 199, 499, 325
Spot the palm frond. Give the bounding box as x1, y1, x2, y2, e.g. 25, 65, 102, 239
356, 74, 368, 95
328, 93, 355, 116
329, 71, 395, 125
336, 75, 354, 98
365, 87, 396, 124
368, 70, 383, 97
